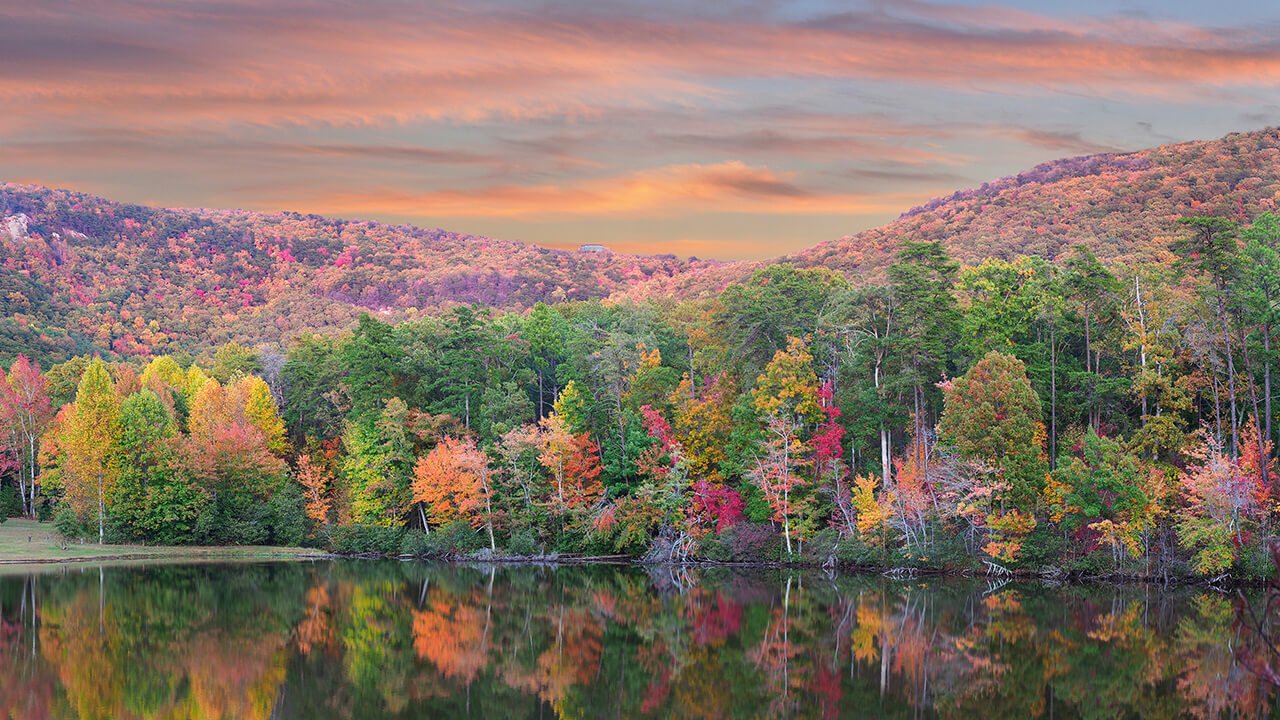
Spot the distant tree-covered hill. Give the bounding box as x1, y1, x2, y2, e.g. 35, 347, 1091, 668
0, 184, 722, 362
786, 127, 1280, 277
7, 127, 1280, 363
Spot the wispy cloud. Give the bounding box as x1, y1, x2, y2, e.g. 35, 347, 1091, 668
1, 0, 1276, 258
286, 161, 925, 218
4, 0, 1279, 131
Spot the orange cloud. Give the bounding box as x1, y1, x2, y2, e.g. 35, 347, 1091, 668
286, 161, 933, 219
2, 1, 1278, 134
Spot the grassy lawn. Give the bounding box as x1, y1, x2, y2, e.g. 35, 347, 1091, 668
0, 518, 327, 564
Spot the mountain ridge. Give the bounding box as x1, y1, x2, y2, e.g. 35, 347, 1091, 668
0, 182, 721, 362
6, 126, 1280, 361
787, 127, 1280, 276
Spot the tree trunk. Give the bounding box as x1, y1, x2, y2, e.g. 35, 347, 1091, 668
1135, 275, 1149, 421
1049, 325, 1057, 469
1218, 294, 1242, 455
782, 436, 793, 558
1265, 325, 1274, 449
874, 361, 890, 486
97, 472, 105, 544
880, 426, 891, 487
1238, 320, 1268, 483
484, 491, 496, 551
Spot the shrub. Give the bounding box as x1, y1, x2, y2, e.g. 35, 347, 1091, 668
400, 529, 431, 556
696, 522, 781, 563
505, 528, 539, 557
1236, 541, 1277, 581
1012, 522, 1067, 570
53, 505, 84, 540
831, 536, 890, 567
326, 524, 405, 554
0, 486, 21, 518
1063, 549, 1114, 576
408, 521, 485, 558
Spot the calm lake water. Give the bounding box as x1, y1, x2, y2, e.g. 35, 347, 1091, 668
0, 561, 1278, 719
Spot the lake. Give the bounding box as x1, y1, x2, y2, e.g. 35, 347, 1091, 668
0, 561, 1277, 718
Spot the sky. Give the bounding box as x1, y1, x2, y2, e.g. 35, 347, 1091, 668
2, 1, 1280, 260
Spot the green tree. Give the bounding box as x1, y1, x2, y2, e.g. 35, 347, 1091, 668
342, 398, 414, 527
888, 241, 961, 452
940, 351, 1047, 511
343, 314, 405, 419
1048, 428, 1149, 536
1240, 213, 1280, 450
113, 389, 204, 542
1174, 217, 1246, 453
281, 333, 346, 442
210, 341, 262, 383
718, 264, 846, 380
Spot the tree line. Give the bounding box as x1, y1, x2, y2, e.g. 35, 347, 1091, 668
2, 213, 1279, 577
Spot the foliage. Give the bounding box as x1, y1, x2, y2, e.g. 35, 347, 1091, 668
940, 351, 1048, 511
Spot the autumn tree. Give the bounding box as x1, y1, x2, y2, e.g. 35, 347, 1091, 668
668, 372, 735, 485
536, 413, 604, 531
185, 374, 296, 543
940, 351, 1047, 562
749, 337, 823, 557
2, 355, 52, 515
412, 435, 497, 549
1176, 425, 1270, 575
235, 374, 288, 455
62, 360, 121, 542
296, 446, 338, 526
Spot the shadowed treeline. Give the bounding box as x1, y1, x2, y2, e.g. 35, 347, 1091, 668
0, 562, 1277, 718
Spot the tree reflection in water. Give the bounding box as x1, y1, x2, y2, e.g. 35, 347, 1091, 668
0, 561, 1276, 718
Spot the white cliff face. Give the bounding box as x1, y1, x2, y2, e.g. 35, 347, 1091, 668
3, 213, 29, 240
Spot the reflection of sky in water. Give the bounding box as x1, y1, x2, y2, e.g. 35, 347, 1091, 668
0, 561, 1274, 718
3, 1, 1279, 259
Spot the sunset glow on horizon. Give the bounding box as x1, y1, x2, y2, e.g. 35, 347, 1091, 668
3, 0, 1280, 259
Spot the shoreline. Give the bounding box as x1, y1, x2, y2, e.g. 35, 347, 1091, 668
0, 546, 1265, 588
382, 551, 1268, 588
0, 549, 334, 566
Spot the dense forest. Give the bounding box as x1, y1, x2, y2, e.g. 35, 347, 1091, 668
3, 210, 1279, 579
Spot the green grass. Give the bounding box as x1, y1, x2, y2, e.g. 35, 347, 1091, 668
0, 518, 327, 564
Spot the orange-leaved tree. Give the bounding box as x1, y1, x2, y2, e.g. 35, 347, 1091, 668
412, 435, 496, 549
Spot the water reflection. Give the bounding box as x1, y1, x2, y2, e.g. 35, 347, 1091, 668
0, 562, 1277, 718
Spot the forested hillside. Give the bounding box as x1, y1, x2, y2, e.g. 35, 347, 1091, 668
789, 127, 1280, 276
0, 184, 718, 363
